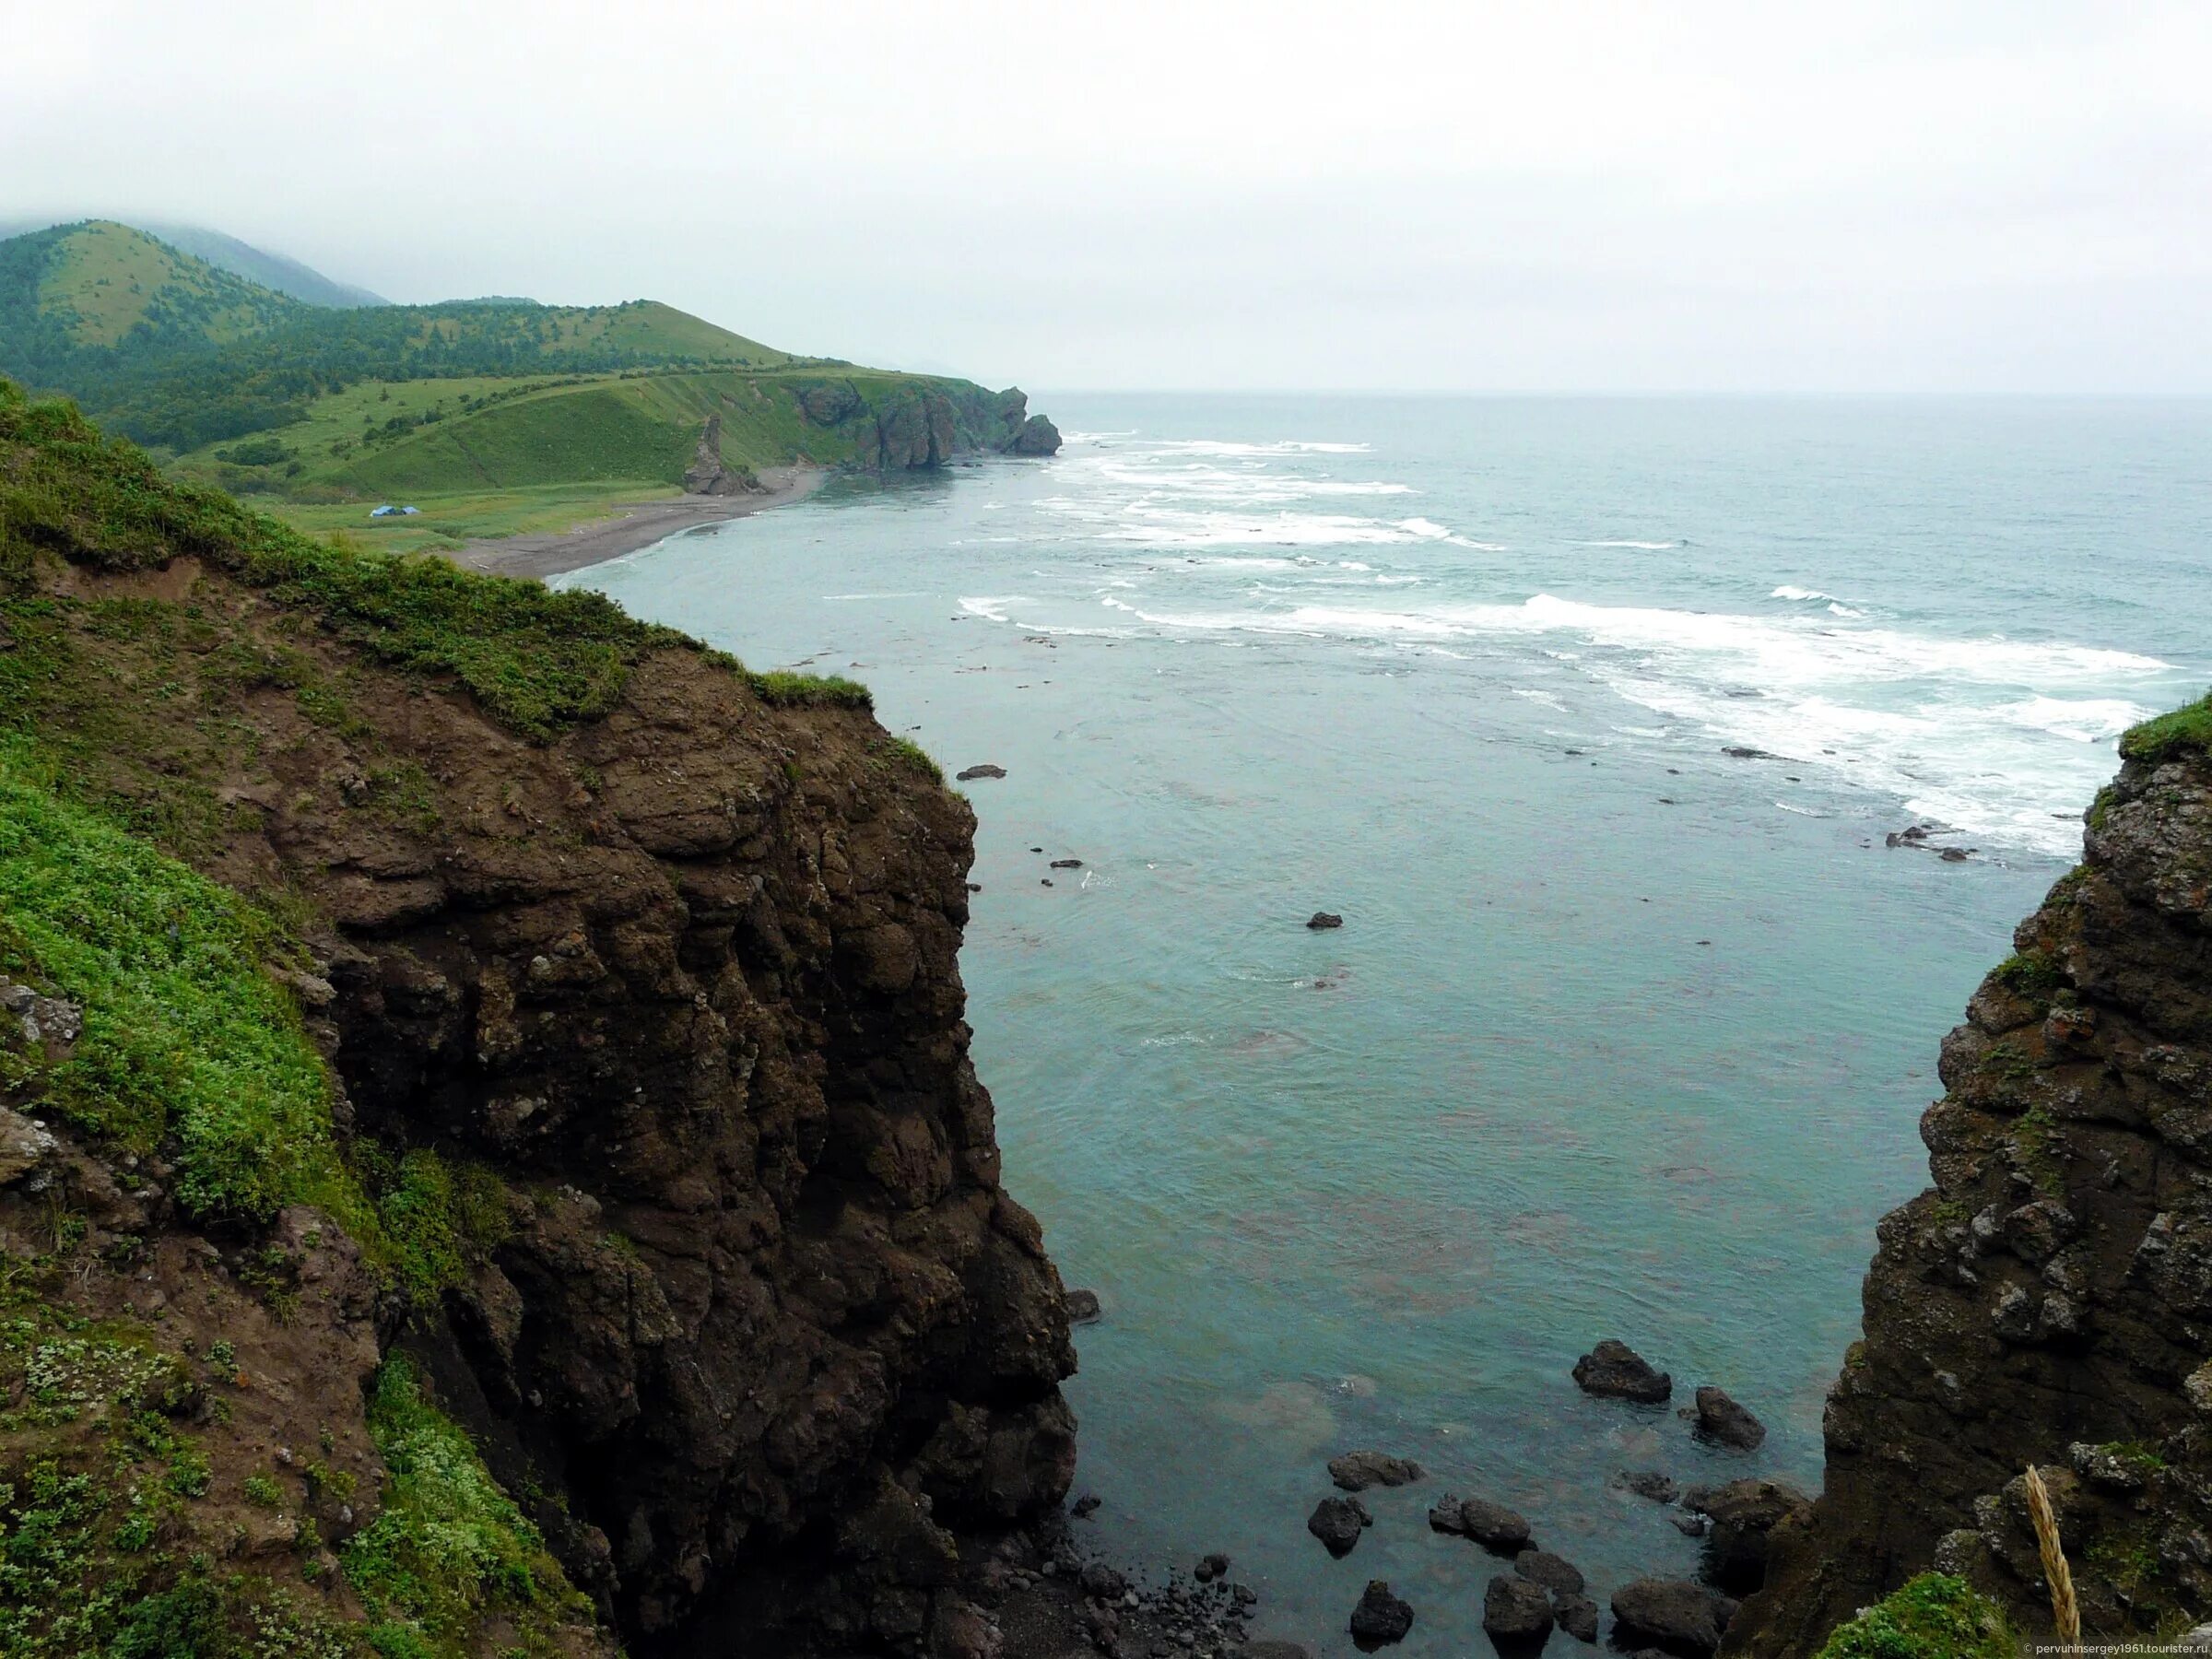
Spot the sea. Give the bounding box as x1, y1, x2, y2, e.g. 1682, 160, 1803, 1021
556, 395, 2212, 1653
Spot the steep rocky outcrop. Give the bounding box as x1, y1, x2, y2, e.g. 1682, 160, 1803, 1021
1728, 725, 2212, 1653
0, 382, 1077, 1655
682, 412, 762, 496
790, 378, 1060, 470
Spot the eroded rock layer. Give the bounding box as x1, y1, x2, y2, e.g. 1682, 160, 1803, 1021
1729, 742, 2212, 1652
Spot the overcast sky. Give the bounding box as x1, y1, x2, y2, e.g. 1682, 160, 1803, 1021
8, 1, 2209, 392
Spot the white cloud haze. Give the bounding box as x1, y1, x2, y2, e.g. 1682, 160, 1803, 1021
6, 0, 2208, 391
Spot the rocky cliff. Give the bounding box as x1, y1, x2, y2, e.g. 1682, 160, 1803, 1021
1729, 712, 2212, 1653
791, 380, 1060, 470
0, 381, 1076, 1656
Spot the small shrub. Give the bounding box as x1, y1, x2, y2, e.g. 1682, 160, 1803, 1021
1815, 1573, 2011, 1659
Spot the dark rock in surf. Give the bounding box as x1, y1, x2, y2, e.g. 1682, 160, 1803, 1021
1682, 1478, 1811, 1594
1050, 858, 1083, 869
1691, 1386, 1766, 1450
1349, 1580, 1414, 1646
1307, 911, 1345, 930
1456, 1496, 1533, 1552
1610, 1580, 1738, 1657
1721, 746, 1783, 761
1483, 1574, 1555, 1644
1572, 1339, 1672, 1403
956, 763, 1006, 781
1064, 1288, 1101, 1324
1328, 1450, 1424, 1491
1195, 1550, 1230, 1582
1309, 1495, 1372, 1557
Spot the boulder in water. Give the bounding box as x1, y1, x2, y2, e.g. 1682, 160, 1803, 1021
1349, 1580, 1414, 1646
1573, 1339, 1672, 1403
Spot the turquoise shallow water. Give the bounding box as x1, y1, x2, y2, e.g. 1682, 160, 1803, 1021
560, 396, 2212, 1653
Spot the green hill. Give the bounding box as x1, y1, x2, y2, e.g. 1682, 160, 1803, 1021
0, 220, 1056, 550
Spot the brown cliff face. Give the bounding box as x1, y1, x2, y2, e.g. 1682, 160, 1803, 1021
6, 520, 1077, 1650
1729, 743, 2212, 1653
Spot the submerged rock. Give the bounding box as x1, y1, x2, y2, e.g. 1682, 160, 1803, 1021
1514, 1548, 1586, 1596
1308, 1495, 1372, 1557
1328, 1450, 1425, 1490
956, 763, 1006, 781
1556, 1593, 1602, 1643
1348, 1580, 1414, 1646
1572, 1339, 1672, 1403
1691, 1386, 1766, 1450
1614, 1469, 1681, 1503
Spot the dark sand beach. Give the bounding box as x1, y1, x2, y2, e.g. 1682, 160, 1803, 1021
449, 464, 824, 580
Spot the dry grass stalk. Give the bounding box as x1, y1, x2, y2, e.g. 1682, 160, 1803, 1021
2024, 1464, 2081, 1653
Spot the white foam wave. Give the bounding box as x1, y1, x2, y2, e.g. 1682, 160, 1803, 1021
1772, 585, 1834, 602
1078, 590, 2173, 854
1150, 439, 1371, 456
1576, 539, 1681, 550
1094, 508, 1455, 549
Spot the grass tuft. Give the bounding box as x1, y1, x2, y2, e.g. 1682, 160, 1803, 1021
2120, 690, 2212, 766
1814, 1573, 2013, 1659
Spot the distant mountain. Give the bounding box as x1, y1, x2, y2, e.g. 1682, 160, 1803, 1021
0, 216, 384, 307
147, 225, 385, 308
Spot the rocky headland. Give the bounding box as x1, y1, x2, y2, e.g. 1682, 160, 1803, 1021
0, 380, 1077, 1656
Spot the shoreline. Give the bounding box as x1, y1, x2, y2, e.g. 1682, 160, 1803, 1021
446, 464, 827, 581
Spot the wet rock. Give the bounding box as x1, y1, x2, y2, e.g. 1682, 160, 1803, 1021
1080, 1562, 1130, 1599
1721, 746, 1783, 760
1328, 1450, 1425, 1491
1610, 1579, 1737, 1657
1194, 1551, 1230, 1582
956, 764, 1007, 781
1308, 1495, 1372, 1557
1670, 1512, 1710, 1536
1348, 1580, 1414, 1646
1065, 1288, 1102, 1324
1456, 1497, 1533, 1551
1483, 1574, 1554, 1643
1050, 858, 1084, 869
1683, 1478, 1811, 1593
1556, 1594, 1602, 1643
1614, 1469, 1680, 1503
1243, 1645, 1314, 1659
1307, 912, 1345, 930
1428, 1495, 1472, 1534
1690, 1386, 1765, 1450
1070, 1493, 1101, 1518
1514, 1548, 1586, 1596
1572, 1339, 1672, 1403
